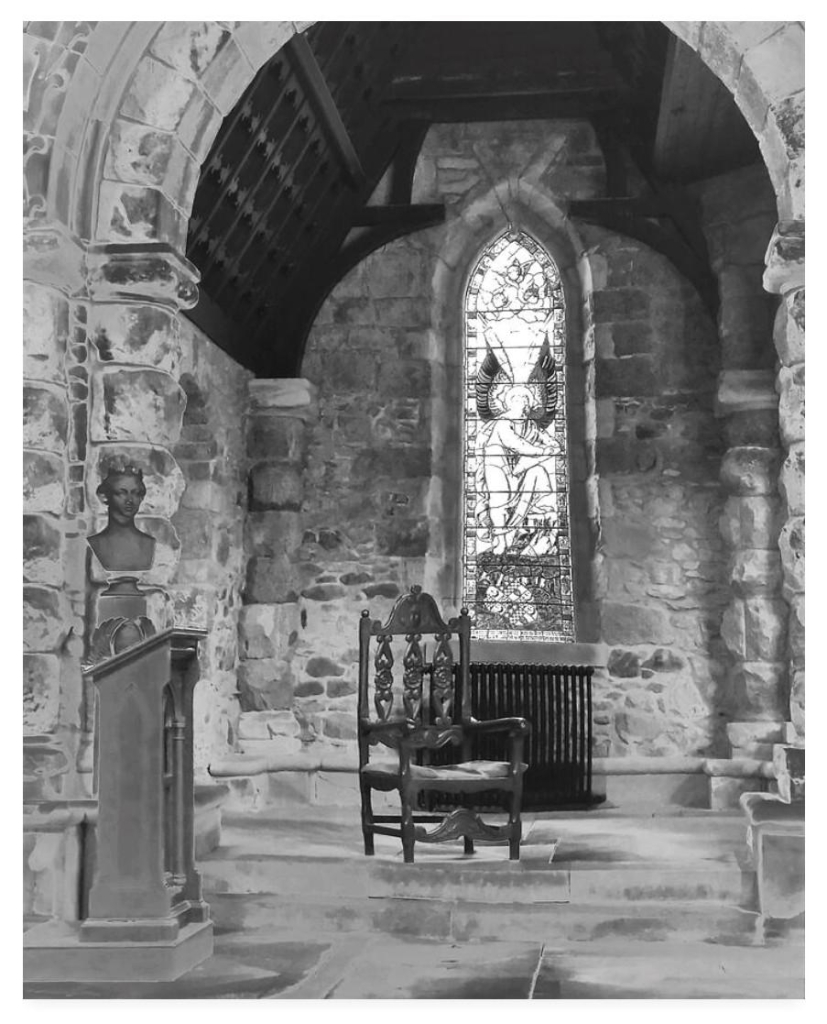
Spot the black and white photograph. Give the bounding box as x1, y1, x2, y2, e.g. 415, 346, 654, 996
20, 10, 807, 1001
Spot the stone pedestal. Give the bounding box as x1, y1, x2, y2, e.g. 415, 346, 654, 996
24, 627, 212, 982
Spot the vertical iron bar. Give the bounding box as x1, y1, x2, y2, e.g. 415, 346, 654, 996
563, 666, 571, 802
539, 663, 548, 806
585, 667, 589, 802
556, 667, 560, 802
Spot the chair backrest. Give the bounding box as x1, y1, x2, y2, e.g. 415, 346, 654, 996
358, 586, 471, 734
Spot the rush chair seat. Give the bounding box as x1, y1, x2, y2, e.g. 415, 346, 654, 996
358, 585, 530, 863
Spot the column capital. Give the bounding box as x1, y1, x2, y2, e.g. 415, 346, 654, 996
87, 242, 200, 309
247, 378, 319, 420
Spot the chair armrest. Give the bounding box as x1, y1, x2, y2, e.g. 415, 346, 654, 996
464, 716, 531, 737
360, 718, 416, 738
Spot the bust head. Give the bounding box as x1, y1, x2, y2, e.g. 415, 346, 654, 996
88, 466, 155, 571
96, 467, 146, 525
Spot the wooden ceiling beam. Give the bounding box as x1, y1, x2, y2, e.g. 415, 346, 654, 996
388, 120, 432, 205
354, 203, 445, 227
383, 91, 624, 123
288, 33, 366, 188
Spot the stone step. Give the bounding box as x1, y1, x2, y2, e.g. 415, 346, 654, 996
201, 853, 753, 905
199, 807, 756, 906
206, 891, 787, 947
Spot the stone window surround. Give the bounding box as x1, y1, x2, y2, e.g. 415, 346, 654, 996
425, 189, 601, 661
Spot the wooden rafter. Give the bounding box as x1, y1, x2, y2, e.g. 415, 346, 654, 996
288, 33, 366, 188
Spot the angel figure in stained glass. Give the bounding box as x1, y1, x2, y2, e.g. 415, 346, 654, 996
476, 385, 561, 556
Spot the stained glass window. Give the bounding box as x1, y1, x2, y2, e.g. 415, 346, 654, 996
463, 232, 575, 642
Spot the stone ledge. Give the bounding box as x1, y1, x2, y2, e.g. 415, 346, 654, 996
209, 751, 774, 781
209, 747, 356, 777
715, 370, 777, 416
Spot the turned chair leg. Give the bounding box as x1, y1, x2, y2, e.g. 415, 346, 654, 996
509, 791, 522, 861
360, 781, 375, 856
401, 796, 415, 863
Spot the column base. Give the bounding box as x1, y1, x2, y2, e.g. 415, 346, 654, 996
23, 918, 213, 982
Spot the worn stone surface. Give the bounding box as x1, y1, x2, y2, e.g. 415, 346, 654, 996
239, 604, 301, 660
245, 555, 299, 605
236, 660, 293, 710
249, 463, 304, 511
245, 511, 304, 558
721, 596, 787, 661
23, 384, 68, 454
23, 282, 68, 383
729, 550, 782, 595
88, 303, 181, 373
121, 55, 197, 132
778, 516, 804, 597
789, 667, 804, 738
23, 515, 63, 586
90, 367, 186, 445
23, 585, 67, 652
773, 288, 804, 367
23, 450, 65, 514
23, 653, 61, 733
788, 594, 804, 667
720, 447, 782, 495
733, 662, 789, 721
776, 363, 805, 445
718, 495, 782, 550
247, 417, 308, 462
779, 443, 804, 516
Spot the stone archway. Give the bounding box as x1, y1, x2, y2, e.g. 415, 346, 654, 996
23, 21, 805, 784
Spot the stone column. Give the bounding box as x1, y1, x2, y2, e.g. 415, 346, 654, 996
78, 242, 198, 788
718, 372, 786, 767
24, 226, 88, 794
764, 222, 805, 742
236, 379, 315, 749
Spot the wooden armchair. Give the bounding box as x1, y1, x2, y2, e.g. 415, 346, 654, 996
358, 585, 530, 863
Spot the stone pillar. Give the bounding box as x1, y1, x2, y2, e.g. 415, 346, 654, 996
24, 226, 88, 793
237, 379, 315, 732
717, 373, 787, 761
76, 243, 198, 788
764, 222, 805, 742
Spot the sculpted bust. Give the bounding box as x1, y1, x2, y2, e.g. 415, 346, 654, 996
87, 467, 156, 571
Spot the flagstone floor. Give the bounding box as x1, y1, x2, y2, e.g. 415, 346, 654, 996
24, 807, 804, 999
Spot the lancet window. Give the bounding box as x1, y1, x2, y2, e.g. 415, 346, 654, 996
462, 232, 575, 641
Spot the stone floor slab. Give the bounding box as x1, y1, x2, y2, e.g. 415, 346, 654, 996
532, 936, 804, 999
317, 936, 545, 999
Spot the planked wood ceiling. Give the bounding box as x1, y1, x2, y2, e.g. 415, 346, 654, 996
185, 22, 760, 376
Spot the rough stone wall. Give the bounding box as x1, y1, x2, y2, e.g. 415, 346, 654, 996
170, 318, 252, 776
235, 119, 745, 764
589, 231, 728, 757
